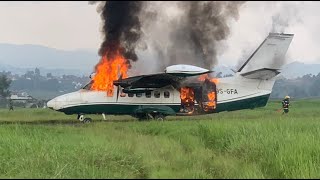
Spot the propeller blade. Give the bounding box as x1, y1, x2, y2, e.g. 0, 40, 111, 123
115, 73, 123, 102
116, 83, 120, 101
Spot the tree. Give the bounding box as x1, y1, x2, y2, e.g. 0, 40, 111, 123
46, 73, 53, 79
0, 74, 11, 98
35, 68, 40, 77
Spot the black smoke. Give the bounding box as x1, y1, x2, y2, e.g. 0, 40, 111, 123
167, 1, 246, 69
141, 1, 245, 71
90, 1, 246, 73
90, 1, 144, 67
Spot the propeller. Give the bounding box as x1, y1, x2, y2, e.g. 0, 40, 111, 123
230, 68, 237, 73
116, 74, 123, 102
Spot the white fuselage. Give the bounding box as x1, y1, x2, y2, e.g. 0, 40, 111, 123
47, 73, 274, 114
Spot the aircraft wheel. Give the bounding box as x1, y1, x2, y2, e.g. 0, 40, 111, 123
155, 114, 165, 121
78, 114, 85, 122
83, 117, 92, 123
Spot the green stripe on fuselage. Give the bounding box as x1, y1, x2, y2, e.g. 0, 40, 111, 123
59, 94, 270, 116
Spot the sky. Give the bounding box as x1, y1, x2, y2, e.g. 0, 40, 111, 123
0, 1, 320, 69
0, 1, 101, 51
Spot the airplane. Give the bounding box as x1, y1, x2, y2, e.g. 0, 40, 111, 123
47, 33, 294, 123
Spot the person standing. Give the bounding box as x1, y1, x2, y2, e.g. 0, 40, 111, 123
282, 96, 290, 114
9, 100, 14, 111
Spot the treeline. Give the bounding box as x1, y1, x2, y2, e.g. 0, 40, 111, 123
271, 73, 320, 99
1, 71, 320, 101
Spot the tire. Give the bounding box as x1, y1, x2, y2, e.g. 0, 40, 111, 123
83, 118, 92, 123
154, 114, 165, 121
78, 114, 85, 122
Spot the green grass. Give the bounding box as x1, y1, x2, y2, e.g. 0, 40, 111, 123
0, 100, 320, 178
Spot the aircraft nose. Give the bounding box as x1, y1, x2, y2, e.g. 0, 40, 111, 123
47, 99, 56, 110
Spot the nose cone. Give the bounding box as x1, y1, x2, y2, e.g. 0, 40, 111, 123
47, 99, 56, 110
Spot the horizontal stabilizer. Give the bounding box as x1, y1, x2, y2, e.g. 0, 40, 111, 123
240, 68, 280, 80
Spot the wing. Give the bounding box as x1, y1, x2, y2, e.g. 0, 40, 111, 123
113, 73, 184, 89
114, 72, 212, 93
113, 64, 213, 93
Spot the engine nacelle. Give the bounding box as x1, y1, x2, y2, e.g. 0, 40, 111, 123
165, 64, 210, 75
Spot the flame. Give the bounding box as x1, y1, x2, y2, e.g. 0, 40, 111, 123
207, 91, 216, 108
198, 74, 219, 84
180, 87, 195, 113
198, 74, 218, 111
91, 50, 129, 96
180, 87, 195, 102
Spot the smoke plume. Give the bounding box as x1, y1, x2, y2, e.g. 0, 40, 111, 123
90, 1, 145, 68
140, 1, 245, 72
271, 2, 302, 33
91, 1, 246, 74
267, 2, 301, 70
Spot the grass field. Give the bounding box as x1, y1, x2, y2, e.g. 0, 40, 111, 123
0, 100, 320, 178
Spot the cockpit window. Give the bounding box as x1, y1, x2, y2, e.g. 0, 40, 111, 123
82, 80, 93, 90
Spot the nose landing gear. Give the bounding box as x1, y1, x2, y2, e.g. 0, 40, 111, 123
77, 114, 92, 123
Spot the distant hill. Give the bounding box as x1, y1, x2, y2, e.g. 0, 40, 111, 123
279, 61, 320, 79
0, 43, 99, 76
0, 43, 319, 79
0, 63, 93, 77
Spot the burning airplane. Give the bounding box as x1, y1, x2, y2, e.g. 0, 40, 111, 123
47, 33, 294, 123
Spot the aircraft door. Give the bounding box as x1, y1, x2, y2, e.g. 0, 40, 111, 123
201, 79, 217, 112
179, 87, 195, 114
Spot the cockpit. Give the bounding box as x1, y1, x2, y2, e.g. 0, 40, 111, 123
82, 80, 93, 90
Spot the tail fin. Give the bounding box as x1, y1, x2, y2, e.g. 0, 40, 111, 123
237, 33, 294, 78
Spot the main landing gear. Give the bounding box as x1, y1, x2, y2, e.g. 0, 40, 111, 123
136, 113, 166, 121
77, 114, 92, 123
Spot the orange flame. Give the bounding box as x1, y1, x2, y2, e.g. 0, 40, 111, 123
198, 74, 218, 111
198, 74, 219, 84
207, 92, 216, 108
180, 87, 195, 103
180, 87, 195, 113
91, 50, 129, 96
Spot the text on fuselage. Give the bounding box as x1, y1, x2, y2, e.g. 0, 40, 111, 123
217, 89, 238, 94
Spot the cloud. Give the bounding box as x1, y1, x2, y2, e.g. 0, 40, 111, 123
0, 1, 101, 51
1, 1, 320, 71
219, 1, 320, 68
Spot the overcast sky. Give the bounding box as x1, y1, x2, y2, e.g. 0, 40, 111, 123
0, 1, 320, 69
0, 1, 101, 51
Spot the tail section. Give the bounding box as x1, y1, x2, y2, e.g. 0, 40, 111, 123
235, 33, 293, 92
237, 33, 294, 77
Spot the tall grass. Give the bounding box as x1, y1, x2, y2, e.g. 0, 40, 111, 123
0, 100, 319, 178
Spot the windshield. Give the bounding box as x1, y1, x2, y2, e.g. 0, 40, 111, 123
82, 80, 93, 90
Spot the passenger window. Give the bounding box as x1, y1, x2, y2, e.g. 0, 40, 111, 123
164, 91, 170, 98
136, 93, 142, 97
146, 91, 151, 98
154, 91, 160, 98
128, 93, 134, 97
